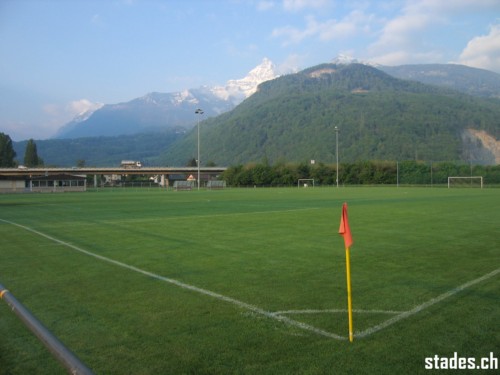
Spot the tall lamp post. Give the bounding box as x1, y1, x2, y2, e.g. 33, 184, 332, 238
335, 126, 339, 188
195, 108, 204, 190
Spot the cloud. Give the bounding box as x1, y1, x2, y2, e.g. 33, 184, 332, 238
257, 1, 275, 11
67, 99, 103, 117
42, 103, 61, 117
367, 2, 441, 65
282, 0, 328, 12
272, 10, 374, 46
1, 121, 37, 142
271, 17, 317, 45
367, 0, 500, 66
43, 99, 102, 120
90, 13, 104, 27
458, 24, 500, 73
277, 53, 305, 74
37, 99, 103, 138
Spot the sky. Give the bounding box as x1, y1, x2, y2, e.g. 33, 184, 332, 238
1, 0, 499, 141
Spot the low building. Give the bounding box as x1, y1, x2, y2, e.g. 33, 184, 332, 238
28, 174, 87, 193
0, 176, 26, 193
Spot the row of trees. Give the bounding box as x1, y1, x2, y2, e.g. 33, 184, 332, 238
0, 133, 43, 167
221, 160, 500, 186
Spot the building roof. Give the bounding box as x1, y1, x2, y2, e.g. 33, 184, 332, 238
29, 174, 87, 181
0, 175, 25, 181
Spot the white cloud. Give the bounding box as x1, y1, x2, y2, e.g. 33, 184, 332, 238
367, 2, 441, 65
90, 13, 104, 28
36, 99, 103, 139
277, 53, 305, 74
272, 21, 314, 45
67, 99, 103, 117
42, 103, 61, 117
282, 0, 329, 12
43, 99, 102, 120
272, 10, 375, 46
257, 1, 275, 11
458, 24, 500, 73
317, 10, 375, 41
367, 0, 500, 66
2, 121, 38, 142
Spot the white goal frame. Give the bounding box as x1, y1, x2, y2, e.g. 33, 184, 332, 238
297, 179, 315, 188
447, 176, 483, 189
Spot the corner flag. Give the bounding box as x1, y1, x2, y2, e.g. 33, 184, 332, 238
338, 202, 353, 249
338, 202, 354, 342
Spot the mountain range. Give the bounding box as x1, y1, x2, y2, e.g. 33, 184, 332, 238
12, 57, 500, 166
54, 56, 500, 141
55, 58, 279, 139
161, 63, 500, 166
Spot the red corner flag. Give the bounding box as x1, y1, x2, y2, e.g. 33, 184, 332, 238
338, 202, 353, 249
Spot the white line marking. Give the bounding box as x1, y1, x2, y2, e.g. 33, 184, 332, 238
274, 309, 405, 315
0, 219, 345, 341
355, 267, 500, 338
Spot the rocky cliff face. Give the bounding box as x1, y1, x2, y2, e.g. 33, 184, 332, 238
462, 129, 500, 165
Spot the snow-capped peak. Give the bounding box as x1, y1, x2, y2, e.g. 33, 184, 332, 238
245, 57, 277, 83
172, 89, 198, 105
211, 58, 279, 103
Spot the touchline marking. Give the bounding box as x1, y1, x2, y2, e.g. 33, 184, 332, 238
0, 219, 345, 341
355, 267, 500, 338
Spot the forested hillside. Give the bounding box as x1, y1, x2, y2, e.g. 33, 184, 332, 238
162, 64, 500, 166
13, 131, 183, 167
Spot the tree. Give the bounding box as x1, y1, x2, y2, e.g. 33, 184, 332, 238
0, 132, 16, 167
23, 139, 43, 167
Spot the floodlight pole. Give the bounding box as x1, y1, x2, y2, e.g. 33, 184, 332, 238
335, 126, 339, 188
195, 108, 204, 190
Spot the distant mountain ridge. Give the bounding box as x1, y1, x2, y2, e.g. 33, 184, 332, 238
379, 64, 500, 98
55, 58, 279, 139
331, 54, 500, 98
54, 57, 500, 140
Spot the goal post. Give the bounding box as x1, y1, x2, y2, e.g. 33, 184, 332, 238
448, 176, 483, 188
297, 179, 315, 188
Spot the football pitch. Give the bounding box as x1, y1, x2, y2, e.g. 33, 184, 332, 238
0, 187, 498, 374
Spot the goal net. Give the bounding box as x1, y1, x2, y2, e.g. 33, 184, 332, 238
206, 180, 226, 189
297, 179, 315, 188
447, 176, 483, 188
173, 180, 194, 191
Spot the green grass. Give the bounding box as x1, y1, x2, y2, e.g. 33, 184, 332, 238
0, 187, 498, 374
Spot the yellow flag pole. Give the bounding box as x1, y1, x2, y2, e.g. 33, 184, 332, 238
345, 247, 354, 342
